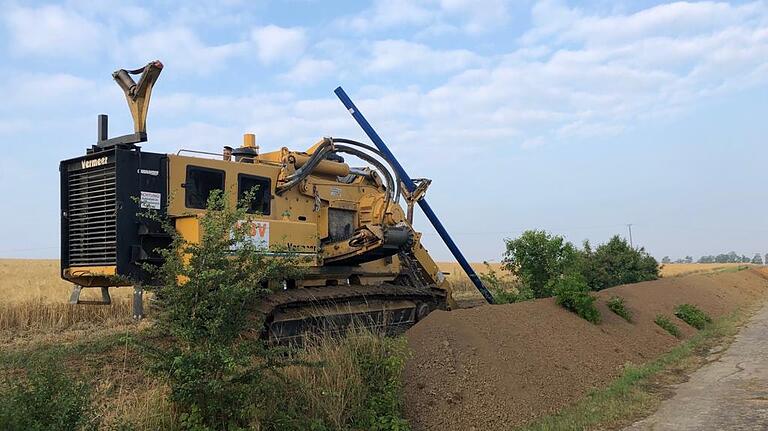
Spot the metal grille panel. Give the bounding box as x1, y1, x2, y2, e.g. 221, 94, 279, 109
67, 163, 117, 266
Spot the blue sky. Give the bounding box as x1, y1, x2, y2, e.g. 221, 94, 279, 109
1, 0, 767, 262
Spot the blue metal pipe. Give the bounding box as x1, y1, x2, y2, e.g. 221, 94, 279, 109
334, 86, 495, 304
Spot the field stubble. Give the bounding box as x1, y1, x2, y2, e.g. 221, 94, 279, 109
0, 259, 136, 339
0, 259, 753, 337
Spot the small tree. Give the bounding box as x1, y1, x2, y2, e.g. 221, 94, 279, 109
502, 230, 579, 298
752, 253, 763, 265
583, 235, 659, 290
143, 190, 304, 429
661, 256, 671, 264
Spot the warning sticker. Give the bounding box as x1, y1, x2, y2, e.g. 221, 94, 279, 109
237, 220, 270, 250
140, 191, 162, 209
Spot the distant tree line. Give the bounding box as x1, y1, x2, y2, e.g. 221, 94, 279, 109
661, 252, 765, 265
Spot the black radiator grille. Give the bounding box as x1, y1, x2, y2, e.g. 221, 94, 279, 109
67, 163, 117, 266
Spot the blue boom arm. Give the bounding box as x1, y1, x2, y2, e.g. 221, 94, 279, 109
334, 87, 495, 304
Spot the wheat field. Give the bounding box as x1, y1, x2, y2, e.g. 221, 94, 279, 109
657, 262, 750, 277
0, 259, 751, 335
0, 259, 135, 337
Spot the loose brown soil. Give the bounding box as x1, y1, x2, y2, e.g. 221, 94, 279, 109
404, 268, 768, 431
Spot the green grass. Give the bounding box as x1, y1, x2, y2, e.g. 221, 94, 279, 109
654, 314, 682, 338
674, 304, 712, 330
0, 328, 412, 431
606, 296, 632, 322
715, 265, 752, 274
515, 310, 746, 431
0, 331, 137, 369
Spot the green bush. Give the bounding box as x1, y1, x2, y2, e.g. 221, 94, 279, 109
500, 231, 659, 300
502, 230, 580, 298
606, 296, 632, 322
654, 314, 682, 338
580, 236, 659, 290
140, 191, 411, 430
0, 364, 97, 431
491, 286, 535, 304
479, 262, 533, 304
142, 190, 305, 430
674, 304, 712, 329
554, 275, 601, 324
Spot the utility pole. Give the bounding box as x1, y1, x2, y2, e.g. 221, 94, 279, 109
626, 224, 634, 249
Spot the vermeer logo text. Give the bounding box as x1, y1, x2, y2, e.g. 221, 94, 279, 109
81, 157, 108, 169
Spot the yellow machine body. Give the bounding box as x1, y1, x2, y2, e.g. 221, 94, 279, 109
164, 142, 450, 298
59, 61, 455, 340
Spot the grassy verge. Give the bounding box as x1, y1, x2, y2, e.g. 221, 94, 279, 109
0, 327, 411, 431
715, 265, 752, 274
515, 307, 753, 431
0, 330, 137, 369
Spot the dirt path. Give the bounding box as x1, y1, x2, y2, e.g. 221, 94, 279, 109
624, 303, 768, 431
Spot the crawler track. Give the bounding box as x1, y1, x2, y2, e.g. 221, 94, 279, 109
260, 284, 447, 344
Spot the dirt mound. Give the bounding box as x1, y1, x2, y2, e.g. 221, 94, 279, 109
404, 269, 768, 431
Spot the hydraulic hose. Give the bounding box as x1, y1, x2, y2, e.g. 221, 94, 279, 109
331, 144, 396, 223
331, 138, 402, 203
276, 138, 334, 194
277, 137, 403, 225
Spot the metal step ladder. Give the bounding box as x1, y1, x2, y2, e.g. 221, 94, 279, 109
68, 285, 111, 305
68, 285, 146, 319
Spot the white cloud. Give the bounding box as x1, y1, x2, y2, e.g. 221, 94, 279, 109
337, 0, 511, 34
148, 0, 768, 155
7, 73, 100, 110
280, 58, 336, 84
124, 28, 245, 74
3, 5, 103, 57
340, 1, 768, 149
367, 40, 480, 73
438, 0, 510, 33
341, 0, 433, 31
14, 0, 764, 156
251, 25, 306, 64
525, 0, 768, 46
153, 122, 241, 153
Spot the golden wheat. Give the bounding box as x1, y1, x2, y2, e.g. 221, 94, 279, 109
659, 263, 751, 277
437, 261, 512, 299
0, 299, 134, 334
0, 259, 138, 338
0, 259, 133, 303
